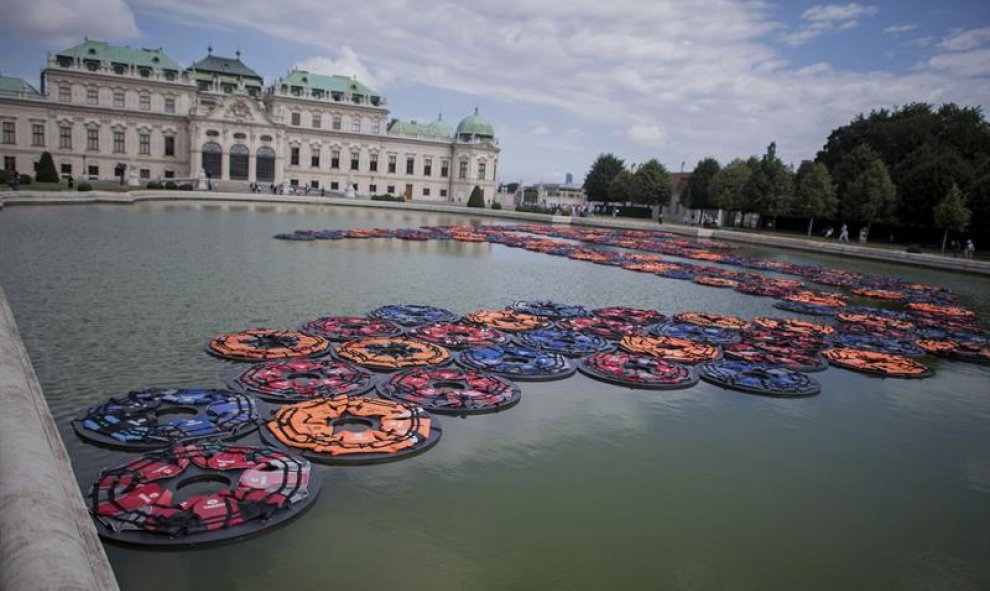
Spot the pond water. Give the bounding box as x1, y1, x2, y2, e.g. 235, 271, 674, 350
1, 201, 988, 591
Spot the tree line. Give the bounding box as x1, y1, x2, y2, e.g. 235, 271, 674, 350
583, 102, 988, 246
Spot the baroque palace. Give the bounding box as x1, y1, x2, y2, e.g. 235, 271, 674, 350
0, 39, 500, 201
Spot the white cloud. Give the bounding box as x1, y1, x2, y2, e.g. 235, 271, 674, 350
131, 0, 989, 176
294, 47, 393, 91
0, 0, 138, 48
531, 125, 552, 136
924, 48, 990, 78
938, 27, 990, 52
882, 24, 916, 35
783, 2, 879, 46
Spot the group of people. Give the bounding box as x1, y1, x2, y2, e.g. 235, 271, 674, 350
949, 238, 977, 259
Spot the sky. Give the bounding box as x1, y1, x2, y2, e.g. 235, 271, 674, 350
1, 0, 988, 185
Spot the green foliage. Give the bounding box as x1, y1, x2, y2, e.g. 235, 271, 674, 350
35, 152, 59, 183
164, 181, 178, 190
583, 153, 625, 202
742, 142, 793, 218
842, 149, 897, 226
179, 184, 193, 191
515, 204, 555, 214
682, 158, 721, 209
505, 182, 520, 194
370, 193, 405, 202
77, 182, 93, 192
522, 188, 538, 203
793, 161, 837, 220
491, 202, 502, 210
146, 181, 163, 189
607, 170, 634, 203
710, 159, 753, 213
933, 184, 971, 233
631, 159, 672, 206
0, 169, 7, 184
466, 185, 485, 208
19, 174, 32, 185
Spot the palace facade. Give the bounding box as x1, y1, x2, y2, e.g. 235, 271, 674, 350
0, 39, 500, 201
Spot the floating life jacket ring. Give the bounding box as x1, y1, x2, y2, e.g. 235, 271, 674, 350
752, 317, 835, 337
379, 367, 521, 415
514, 328, 614, 357
916, 333, 989, 364
556, 316, 645, 340
87, 443, 317, 546
734, 282, 795, 299
906, 303, 976, 319
508, 300, 588, 319
623, 261, 680, 274
655, 267, 698, 280
228, 357, 375, 402
835, 312, 915, 332
208, 329, 330, 362
334, 337, 450, 371
274, 232, 315, 241
299, 316, 402, 341
457, 345, 575, 381
822, 347, 932, 378
73, 389, 257, 450
579, 351, 698, 390
569, 250, 613, 263
783, 290, 847, 308
698, 360, 821, 397
833, 333, 926, 358
263, 396, 441, 464
651, 322, 742, 345
408, 321, 508, 349
772, 300, 841, 316
368, 304, 459, 326
592, 306, 666, 326
915, 338, 959, 356
618, 335, 720, 364
723, 342, 828, 372
850, 288, 906, 301
694, 276, 739, 288
465, 310, 551, 332
911, 314, 983, 333
673, 311, 750, 331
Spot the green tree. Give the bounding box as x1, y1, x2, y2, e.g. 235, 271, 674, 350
505, 182, 520, 194
631, 159, 672, 206
607, 170, 635, 204
35, 151, 59, 183
793, 160, 837, 236
743, 142, 793, 224
710, 159, 753, 223
466, 185, 485, 208
682, 158, 721, 210
842, 150, 897, 232
933, 183, 971, 253
584, 153, 626, 203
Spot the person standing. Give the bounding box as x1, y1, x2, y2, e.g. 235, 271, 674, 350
838, 224, 849, 242
965, 239, 975, 259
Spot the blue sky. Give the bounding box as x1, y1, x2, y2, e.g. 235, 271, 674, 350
1, 0, 988, 185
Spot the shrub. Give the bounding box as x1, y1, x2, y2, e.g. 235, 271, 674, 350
0, 170, 6, 185
906, 246, 923, 254
19, 174, 32, 186
371, 193, 405, 202
179, 183, 193, 191
77, 182, 93, 192
35, 152, 59, 183
146, 181, 163, 189
491, 202, 502, 210
515, 204, 555, 215
466, 186, 484, 208
164, 181, 178, 190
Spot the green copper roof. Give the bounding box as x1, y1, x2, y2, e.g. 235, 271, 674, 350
456, 108, 494, 138
190, 55, 263, 81
388, 116, 453, 139
277, 69, 379, 98
0, 76, 41, 95
56, 39, 182, 71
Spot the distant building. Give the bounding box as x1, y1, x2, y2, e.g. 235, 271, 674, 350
565, 172, 573, 185
0, 39, 500, 201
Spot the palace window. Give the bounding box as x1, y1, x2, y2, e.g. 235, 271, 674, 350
369, 184, 377, 193
458, 160, 467, 179
350, 152, 359, 171
59, 126, 72, 149
2, 122, 14, 144
310, 180, 319, 189
371, 119, 380, 134
164, 136, 175, 156
351, 117, 361, 133
60, 163, 72, 174
331, 150, 340, 169
140, 168, 150, 179
86, 87, 98, 105
478, 162, 486, 180
332, 115, 341, 130
312, 114, 321, 129
86, 128, 99, 151
440, 189, 447, 197
423, 158, 432, 176
139, 133, 150, 155
88, 165, 99, 177
291, 112, 301, 126
388, 155, 396, 173
164, 97, 175, 113
290, 146, 300, 166
164, 170, 175, 179
59, 85, 71, 102
113, 131, 125, 153
405, 156, 414, 175
387, 185, 395, 194
311, 149, 320, 168
113, 91, 125, 108
139, 94, 150, 111
32, 124, 45, 147
369, 153, 378, 172
423, 187, 431, 196
441, 160, 449, 177
330, 181, 339, 190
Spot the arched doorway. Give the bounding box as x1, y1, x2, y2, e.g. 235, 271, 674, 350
201, 142, 222, 179
256, 146, 275, 183
229, 144, 249, 181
